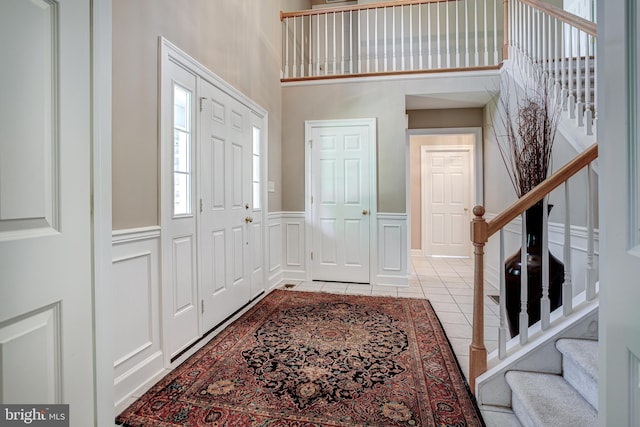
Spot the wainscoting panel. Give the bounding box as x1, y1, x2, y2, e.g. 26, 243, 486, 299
484, 213, 600, 296
268, 213, 283, 288
376, 214, 409, 286
112, 227, 164, 411
282, 212, 307, 281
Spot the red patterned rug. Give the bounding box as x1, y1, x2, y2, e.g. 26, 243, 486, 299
116, 290, 483, 426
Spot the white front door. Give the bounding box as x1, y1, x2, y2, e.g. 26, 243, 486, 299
309, 120, 374, 283
422, 148, 471, 257
199, 80, 252, 332
0, 0, 95, 422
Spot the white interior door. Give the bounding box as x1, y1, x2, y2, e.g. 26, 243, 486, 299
0, 0, 95, 422
310, 121, 373, 283
422, 148, 472, 257
199, 81, 252, 332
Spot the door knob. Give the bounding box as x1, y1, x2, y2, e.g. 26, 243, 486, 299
362, 209, 369, 216
245, 216, 253, 223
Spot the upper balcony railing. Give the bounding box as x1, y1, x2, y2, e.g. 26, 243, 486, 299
281, 0, 507, 81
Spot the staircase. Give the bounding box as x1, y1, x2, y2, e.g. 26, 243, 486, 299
504, 338, 598, 426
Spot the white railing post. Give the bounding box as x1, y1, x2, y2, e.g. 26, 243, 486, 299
563, 181, 574, 316
332, 12, 337, 75
284, 18, 290, 79
410, 5, 415, 70
499, 229, 508, 359
437, 1, 442, 68
464, 0, 469, 66
520, 211, 529, 344
568, 26, 576, 119
401, 5, 406, 70
456, 0, 461, 67
374, 8, 379, 72
483, 0, 489, 65
576, 29, 584, 127
493, 0, 498, 64
349, 11, 354, 74
586, 164, 597, 300
419, 4, 423, 69
541, 196, 551, 330
474, 0, 479, 66
446, 1, 451, 68
393, 6, 397, 71
585, 33, 593, 135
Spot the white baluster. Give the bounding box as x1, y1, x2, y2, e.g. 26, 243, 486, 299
576, 29, 584, 127
464, 0, 468, 66
520, 211, 529, 344
325, 12, 329, 75
393, 6, 397, 71
493, 0, 498, 64
401, 5, 405, 70
384, 7, 388, 71
483, 0, 489, 65
316, 14, 320, 75
366, 9, 370, 73
555, 18, 562, 101
474, 0, 479, 66
586, 164, 597, 300
419, 4, 423, 69
427, 3, 433, 69
563, 181, 573, 316
585, 33, 593, 135
499, 229, 508, 359
301, 16, 305, 77
568, 26, 576, 119
357, 10, 362, 73
332, 12, 336, 75
437, 1, 442, 68
561, 21, 568, 110
541, 196, 550, 330
341, 12, 345, 75
284, 18, 290, 79
456, 0, 460, 67
446, 0, 451, 68
409, 5, 414, 70
374, 8, 379, 72
350, 11, 353, 74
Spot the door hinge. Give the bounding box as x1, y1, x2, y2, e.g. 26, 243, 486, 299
200, 198, 203, 213
309, 139, 313, 149
199, 97, 206, 112
201, 300, 204, 314
311, 196, 314, 205
310, 251, 313, 261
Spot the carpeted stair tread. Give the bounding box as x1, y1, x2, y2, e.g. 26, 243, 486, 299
506, 371, 597, 427
556, 338, 599, 409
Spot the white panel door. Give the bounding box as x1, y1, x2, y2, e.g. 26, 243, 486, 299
423, 149, 471, 257
311, 123, 371, 283
199, 81, 252, 332
161, 59, 200, 359
0, 0, 95, 422
249, 112, 266, 299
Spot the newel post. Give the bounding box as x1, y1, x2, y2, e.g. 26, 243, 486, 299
469, 206, 488, 394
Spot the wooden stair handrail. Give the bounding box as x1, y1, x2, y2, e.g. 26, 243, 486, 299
521, 0, 597, 37
281, 0, 454, 20
485, 143, 598, 239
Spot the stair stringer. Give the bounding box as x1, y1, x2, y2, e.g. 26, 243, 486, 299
475, 294, 599, 409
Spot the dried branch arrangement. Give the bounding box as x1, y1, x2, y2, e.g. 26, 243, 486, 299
494, 69, 562, 197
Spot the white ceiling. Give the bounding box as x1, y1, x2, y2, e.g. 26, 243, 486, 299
405, 91, 497, 110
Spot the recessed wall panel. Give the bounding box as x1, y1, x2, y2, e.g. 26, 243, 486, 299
0, 305, 60, 404
173, 236, 195, 314
383, 225, 402, 271
344, 159, 361, 205
212, 137, 225, 209
212, 230, 226, 292
0, 0, 58, 236
286, 222, 301, 266
344, 219, 361, 265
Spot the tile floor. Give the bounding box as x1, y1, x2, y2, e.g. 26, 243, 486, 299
283, 255, 522, 426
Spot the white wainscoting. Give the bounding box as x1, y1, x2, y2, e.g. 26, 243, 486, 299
281, 212, 307, 281
112, 226, 166, 413
268, 212, 283, 288
376, 213, 409, 286
484, 213, 600, 296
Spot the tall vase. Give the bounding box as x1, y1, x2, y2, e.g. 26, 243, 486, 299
505, 201, 564, 337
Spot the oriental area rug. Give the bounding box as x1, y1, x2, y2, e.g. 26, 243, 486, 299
116, 290, 483, 426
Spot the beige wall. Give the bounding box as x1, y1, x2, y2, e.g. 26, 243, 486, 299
112, 0, 309, 229
409, 133, 476, 250
281, 74, 499, 213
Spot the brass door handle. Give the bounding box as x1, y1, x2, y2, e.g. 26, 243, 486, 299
362, 209, 369, 216
245, 216, 253, 223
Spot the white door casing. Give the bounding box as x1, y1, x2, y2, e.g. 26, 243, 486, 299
306, 119, 376, 284
422, 147, 473, 257
0, 0, 96, 423
160, 39, 267, 363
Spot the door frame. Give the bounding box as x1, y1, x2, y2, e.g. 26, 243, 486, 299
304, 118, 377, 283
159, 38, 268, 364
421, 145, 474, 258
407, 127, 483, 258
